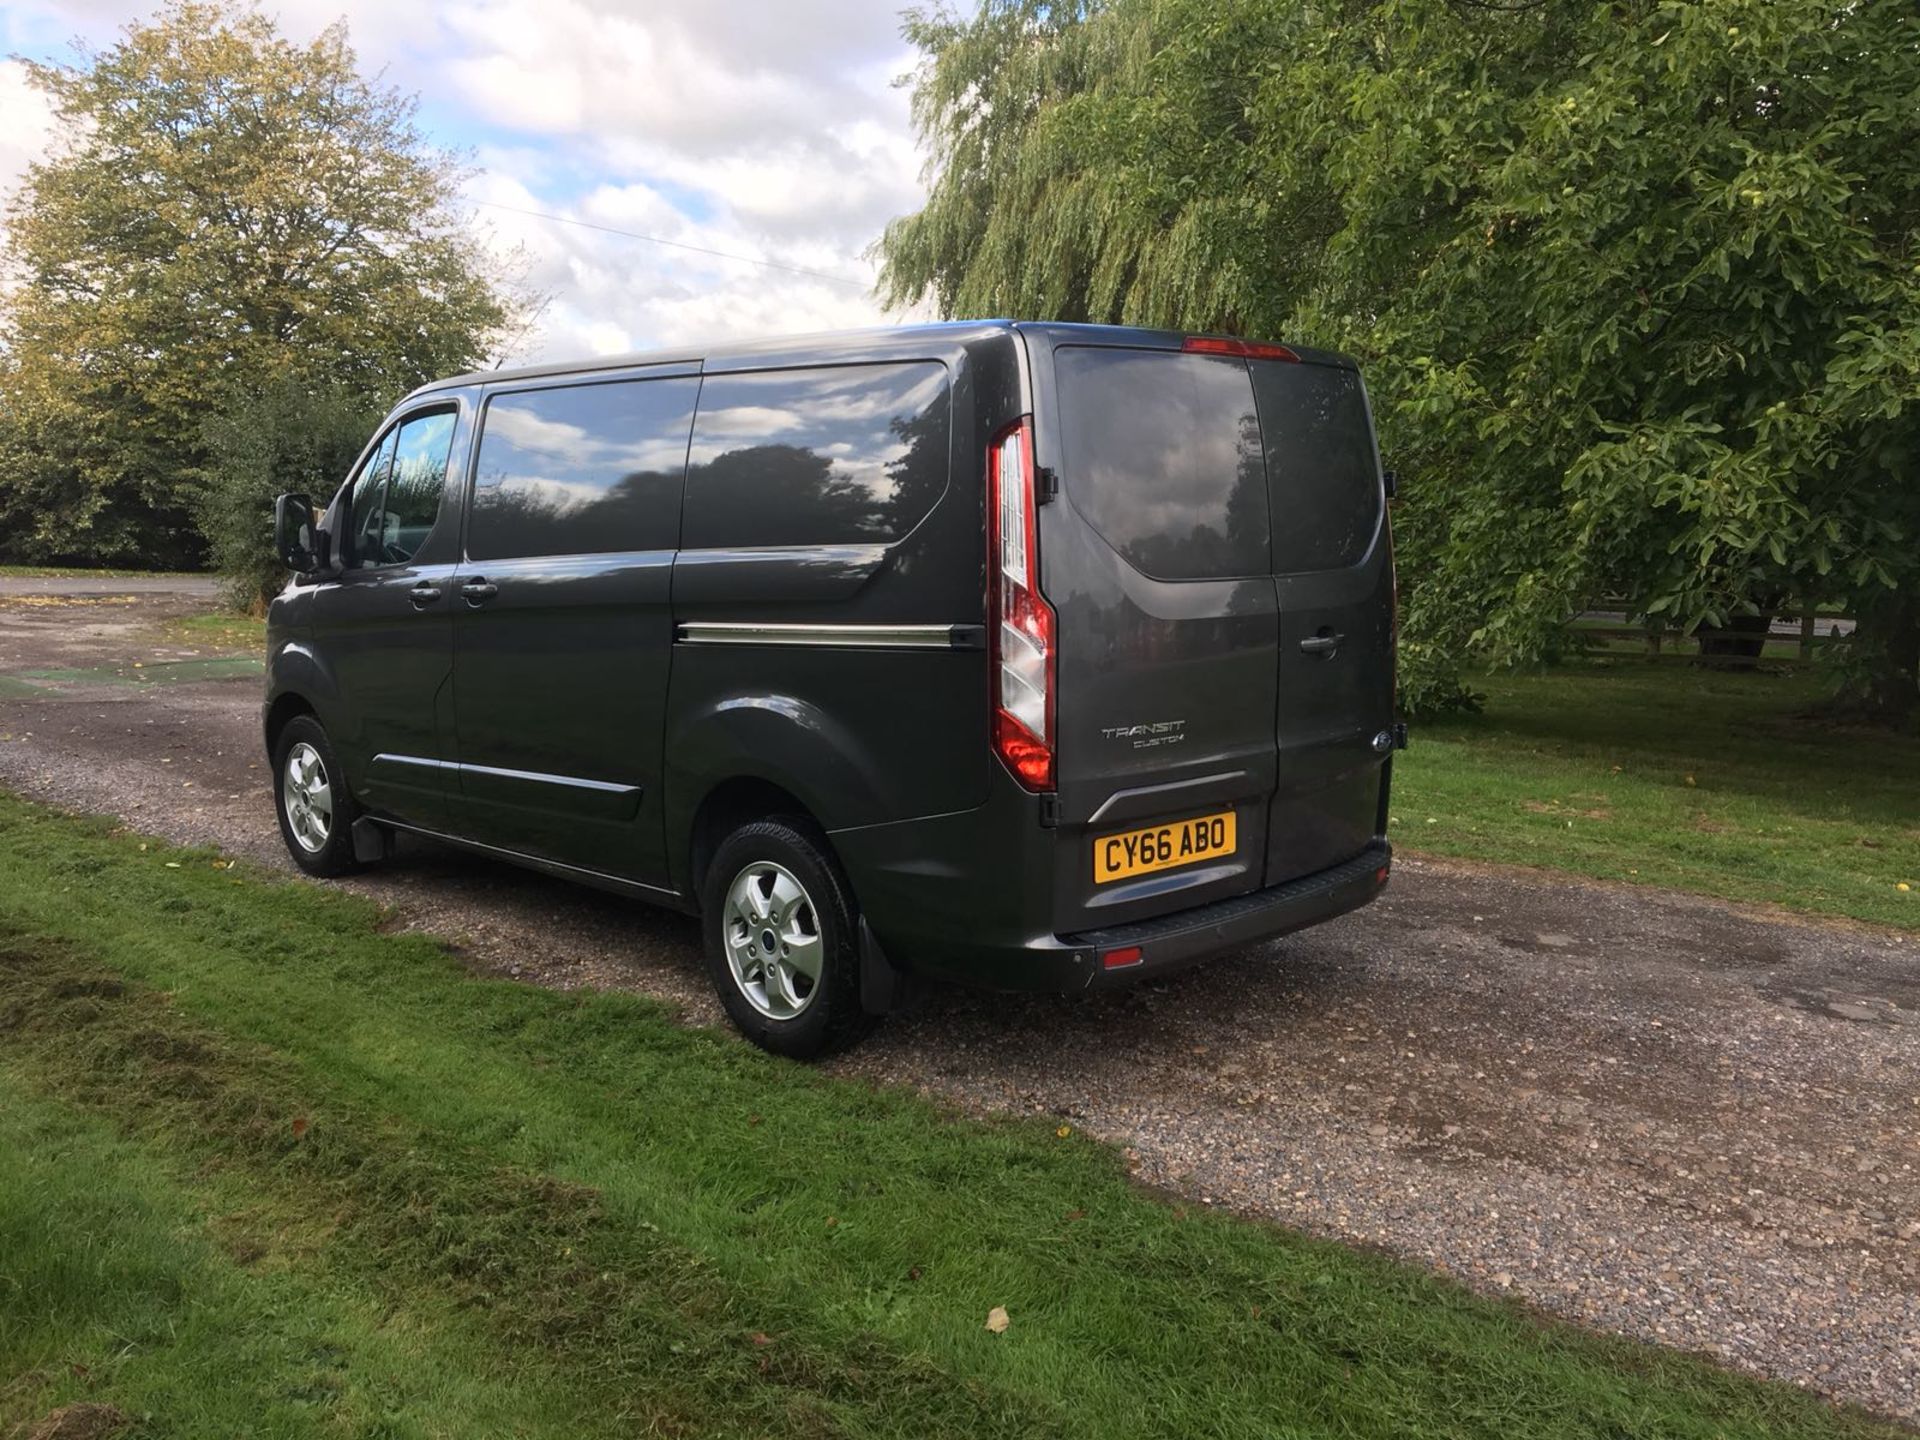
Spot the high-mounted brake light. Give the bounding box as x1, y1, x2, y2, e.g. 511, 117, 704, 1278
987, 416, 1055, 791
1182, 335, 1301, 362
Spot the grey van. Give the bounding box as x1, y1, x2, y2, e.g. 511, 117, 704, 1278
267, 321, 1402, 1056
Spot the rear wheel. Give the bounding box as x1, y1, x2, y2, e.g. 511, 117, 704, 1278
702, 818, 874, 1058
272, 715, 363, 877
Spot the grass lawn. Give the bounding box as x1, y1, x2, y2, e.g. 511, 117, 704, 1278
1394, 659, 1919, 930
0, 792, 1898, 1439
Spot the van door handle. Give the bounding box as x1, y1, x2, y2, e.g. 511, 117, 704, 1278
408, 582, 442, 608
460, 579, 498, 606
1299, 632, 1344, 657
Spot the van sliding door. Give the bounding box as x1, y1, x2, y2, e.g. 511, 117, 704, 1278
448, 370, 699, 887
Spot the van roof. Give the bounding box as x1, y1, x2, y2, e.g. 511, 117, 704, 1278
409, 320, 1358, 402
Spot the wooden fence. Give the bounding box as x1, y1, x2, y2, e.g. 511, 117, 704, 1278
1573, 605, 1855, 666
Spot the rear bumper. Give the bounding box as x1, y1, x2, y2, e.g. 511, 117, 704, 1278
844, 822, 1392, 993
1059, 840, 1391, 989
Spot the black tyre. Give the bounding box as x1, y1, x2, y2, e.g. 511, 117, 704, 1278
272, 714, 364, 878
702, 817, 876, 1058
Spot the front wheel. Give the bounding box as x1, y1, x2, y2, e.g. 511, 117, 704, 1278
702, 818, 875, 1058
272, 715, 364, 877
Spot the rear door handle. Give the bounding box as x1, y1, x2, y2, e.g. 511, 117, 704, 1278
460, 579, 498, 606
408, 582, 442, 608
1299, 632, 1344, 657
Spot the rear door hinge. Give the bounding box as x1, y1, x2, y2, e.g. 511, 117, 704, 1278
1037, 466, 1060, 503
1039, 793, 1060, 828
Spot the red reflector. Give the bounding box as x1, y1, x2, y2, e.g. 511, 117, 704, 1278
1102, 946, 1144, 970
1375, 866, 1391, 885
1181, 335, 1300, 362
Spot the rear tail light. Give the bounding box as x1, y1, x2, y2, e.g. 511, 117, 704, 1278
1182, 335, 1300, 362
988, 416, 1054, 791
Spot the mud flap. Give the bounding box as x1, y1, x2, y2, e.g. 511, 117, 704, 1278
858, 917, 910, 1015
350, 816, 391, 864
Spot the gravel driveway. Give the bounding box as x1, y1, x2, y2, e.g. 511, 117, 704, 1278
2, 580, 1916, 1421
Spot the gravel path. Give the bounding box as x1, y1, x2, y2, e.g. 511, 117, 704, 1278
2, 583, 1916, 1421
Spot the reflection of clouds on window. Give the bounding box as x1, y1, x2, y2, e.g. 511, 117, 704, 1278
693, 405, 802, 441
469, 378, 700, 561
481, 475, 616, 516
683, 362, 951, 550
480, 404, 687, 480
834, 448, 908, 504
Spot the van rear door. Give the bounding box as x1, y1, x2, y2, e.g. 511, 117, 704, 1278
1251, 357, 1394, 884
1039, 343, 1282, 932
1035, 333, 1392, 932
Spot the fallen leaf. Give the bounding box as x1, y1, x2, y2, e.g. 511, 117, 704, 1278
1055, 1125, 1071, 1138
985, 1306, 1010, 1334
751, 1332, 772, 1347
290, 1116, 308, 1139
1064, 1208, 1086, 1223
164, 861, 181, 869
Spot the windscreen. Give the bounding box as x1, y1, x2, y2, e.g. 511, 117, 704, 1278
1250, 360, 1383, 574
1054, 347, 1270, 581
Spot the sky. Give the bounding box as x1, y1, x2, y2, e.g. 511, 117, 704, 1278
0, 0, 934, 364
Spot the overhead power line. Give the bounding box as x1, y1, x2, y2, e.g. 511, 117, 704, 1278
468, 198, 872, 291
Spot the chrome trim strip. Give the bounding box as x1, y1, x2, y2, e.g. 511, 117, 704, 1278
459, 761, 640, 797
1087, 770, 1251, 825
370, 753, 456, 775
676, 622, 978, 650
370, 754, 640, 797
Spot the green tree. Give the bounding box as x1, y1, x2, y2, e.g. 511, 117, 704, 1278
0, 1, 520, 571
880, 0, 1920, 723
196, 378, 380, 610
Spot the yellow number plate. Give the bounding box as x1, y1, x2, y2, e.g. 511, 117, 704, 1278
1093, 811, 1237, 884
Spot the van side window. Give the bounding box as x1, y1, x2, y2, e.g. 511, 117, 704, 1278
681, 362, 950, 549
344, 430, 398, 570
467, 377, 699, 560
1054, 348, 1271, 581
344, 410, 455, 570
1251, 362, 1382, 573
381, 411, 457, 565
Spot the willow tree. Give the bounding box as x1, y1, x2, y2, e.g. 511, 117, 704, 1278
0, 1, 521, 569
880, 0, 1920, 722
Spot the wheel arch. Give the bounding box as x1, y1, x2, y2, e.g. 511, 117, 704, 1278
665, 691, 894, 901
685, 776, 820, 904
264, 690, 317, 756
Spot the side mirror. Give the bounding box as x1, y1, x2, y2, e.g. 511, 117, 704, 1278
274, 493, 320, 573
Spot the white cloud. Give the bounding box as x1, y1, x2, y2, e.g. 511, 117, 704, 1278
0, 0, 936, 364
0, 60, 59, 207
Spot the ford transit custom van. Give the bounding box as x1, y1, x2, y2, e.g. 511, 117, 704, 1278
267, 321, 1403, 1056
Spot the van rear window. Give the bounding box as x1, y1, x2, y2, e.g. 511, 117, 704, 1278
1250, 361, 1382, 574
1054, 348, 1270, 581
